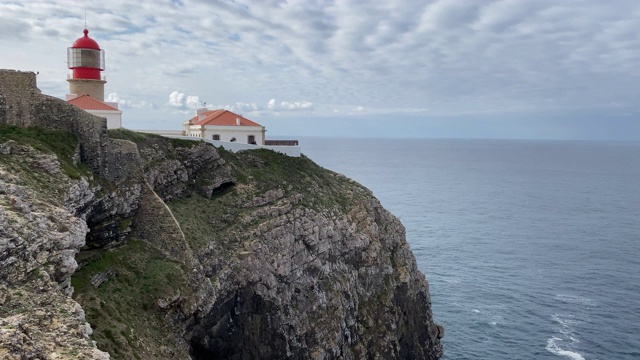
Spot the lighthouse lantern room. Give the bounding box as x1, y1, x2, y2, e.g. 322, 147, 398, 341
67, 28, 106, 101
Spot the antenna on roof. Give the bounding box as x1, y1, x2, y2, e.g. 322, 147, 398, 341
84, 12, 87, 29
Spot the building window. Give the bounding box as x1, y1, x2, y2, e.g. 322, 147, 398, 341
248, 135, 256, 144
212, 134, 220, 140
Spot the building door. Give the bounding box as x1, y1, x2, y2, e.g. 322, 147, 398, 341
248, 135, 256, 144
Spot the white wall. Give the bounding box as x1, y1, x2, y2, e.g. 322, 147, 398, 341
204, 126, 264, 144
185, 125, 264, 144
87, 109, 122, 129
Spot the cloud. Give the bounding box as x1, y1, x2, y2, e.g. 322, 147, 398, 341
209, 102, 259, 113
232, 102, 259, 112
107, 92, 154, 109
106, 92, 120, 103
186, 95, 200, 109
281, 100, 313, 111
168, 91, 185, 108
3, 1, 640, 139
156, 62, 199, 77
168, 91, 201, 110
267, 99, 313, 111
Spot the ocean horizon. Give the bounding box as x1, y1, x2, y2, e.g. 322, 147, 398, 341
300, 137, 640, 359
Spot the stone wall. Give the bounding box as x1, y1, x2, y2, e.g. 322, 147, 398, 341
0, 69, 108, 176
0, 70, 41, 127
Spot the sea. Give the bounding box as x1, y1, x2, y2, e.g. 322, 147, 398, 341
300, 137, 640, 360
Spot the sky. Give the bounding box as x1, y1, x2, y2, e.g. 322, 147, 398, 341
1, 0, 640, 140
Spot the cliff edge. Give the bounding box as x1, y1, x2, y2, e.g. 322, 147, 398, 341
0, 70, 443, 359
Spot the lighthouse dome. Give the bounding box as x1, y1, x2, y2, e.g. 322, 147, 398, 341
72, 29, 101, 50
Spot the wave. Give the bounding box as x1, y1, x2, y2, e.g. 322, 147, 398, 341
469, 305, 505, 326
555, 294, 597, 307
551, 313, 581, 330
547, 313, 585, 359
546, 337, 585, 360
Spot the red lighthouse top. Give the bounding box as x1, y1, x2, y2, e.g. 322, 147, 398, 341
67, 28, 105, 80
72, 29, 101, 50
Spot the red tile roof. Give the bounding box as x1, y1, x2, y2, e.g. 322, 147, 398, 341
68, 95, 119, 111
187, 109, 262, 127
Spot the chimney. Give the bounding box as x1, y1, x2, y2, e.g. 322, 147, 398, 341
196, 107, 207, 121
236, 116, 241, 126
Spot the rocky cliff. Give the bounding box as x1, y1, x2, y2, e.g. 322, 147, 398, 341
0, 70, 443, 359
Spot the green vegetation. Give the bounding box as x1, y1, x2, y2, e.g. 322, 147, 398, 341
224, 148, 314, 190
0, 125, 89, 179
169, 137, 201, 148
0, 125, 96, 207
71, 239, 188, 359
169, 193, 233, 252
107, 128, 161, 142
118, 218, 132, 232
221, 148, 366, 213
0, 125, 77, 160
167, 145, 369, 260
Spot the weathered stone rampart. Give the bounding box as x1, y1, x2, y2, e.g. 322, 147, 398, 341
0, 69, 108, 176
0, 70, 41, 127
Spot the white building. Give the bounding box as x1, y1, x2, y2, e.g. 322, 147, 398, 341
67, 94, 122, 129
175, 108, 300, 156
183, 108, 266, 145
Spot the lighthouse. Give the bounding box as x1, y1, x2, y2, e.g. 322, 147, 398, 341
66, 28, 122, 129
67, 28, 106, 100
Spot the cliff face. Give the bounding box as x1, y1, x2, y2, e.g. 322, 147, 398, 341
171, 149, 443, 359
0, 137, 110, 359
0, 70, 443, 359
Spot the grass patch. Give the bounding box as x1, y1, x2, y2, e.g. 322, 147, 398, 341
118, 218, 132, 231
220, 149, 366, 213
107, 128, 161, 142
72, 239, 188, 359
168, 192, 237, 252
0, 125, 88, 179
0, 125, 77, 160
166, 147, 370, 262
169, 137, 202, 148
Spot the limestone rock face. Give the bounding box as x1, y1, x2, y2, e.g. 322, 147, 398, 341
0, 70, 442, 359
0, 279, 110, 360
176, 156, 444, 359
0, 141, 109, 359
0, 141, 87, 294
132, 136, 235, 201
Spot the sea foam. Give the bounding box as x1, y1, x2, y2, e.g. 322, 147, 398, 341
546, 337, 585, 360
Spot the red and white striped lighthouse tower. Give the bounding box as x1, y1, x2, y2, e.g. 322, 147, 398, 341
67, 28, 106, 100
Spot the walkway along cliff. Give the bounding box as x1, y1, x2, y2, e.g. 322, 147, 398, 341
0, 70, 444, 359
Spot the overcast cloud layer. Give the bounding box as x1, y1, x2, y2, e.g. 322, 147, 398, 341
2, 0, 640, 139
